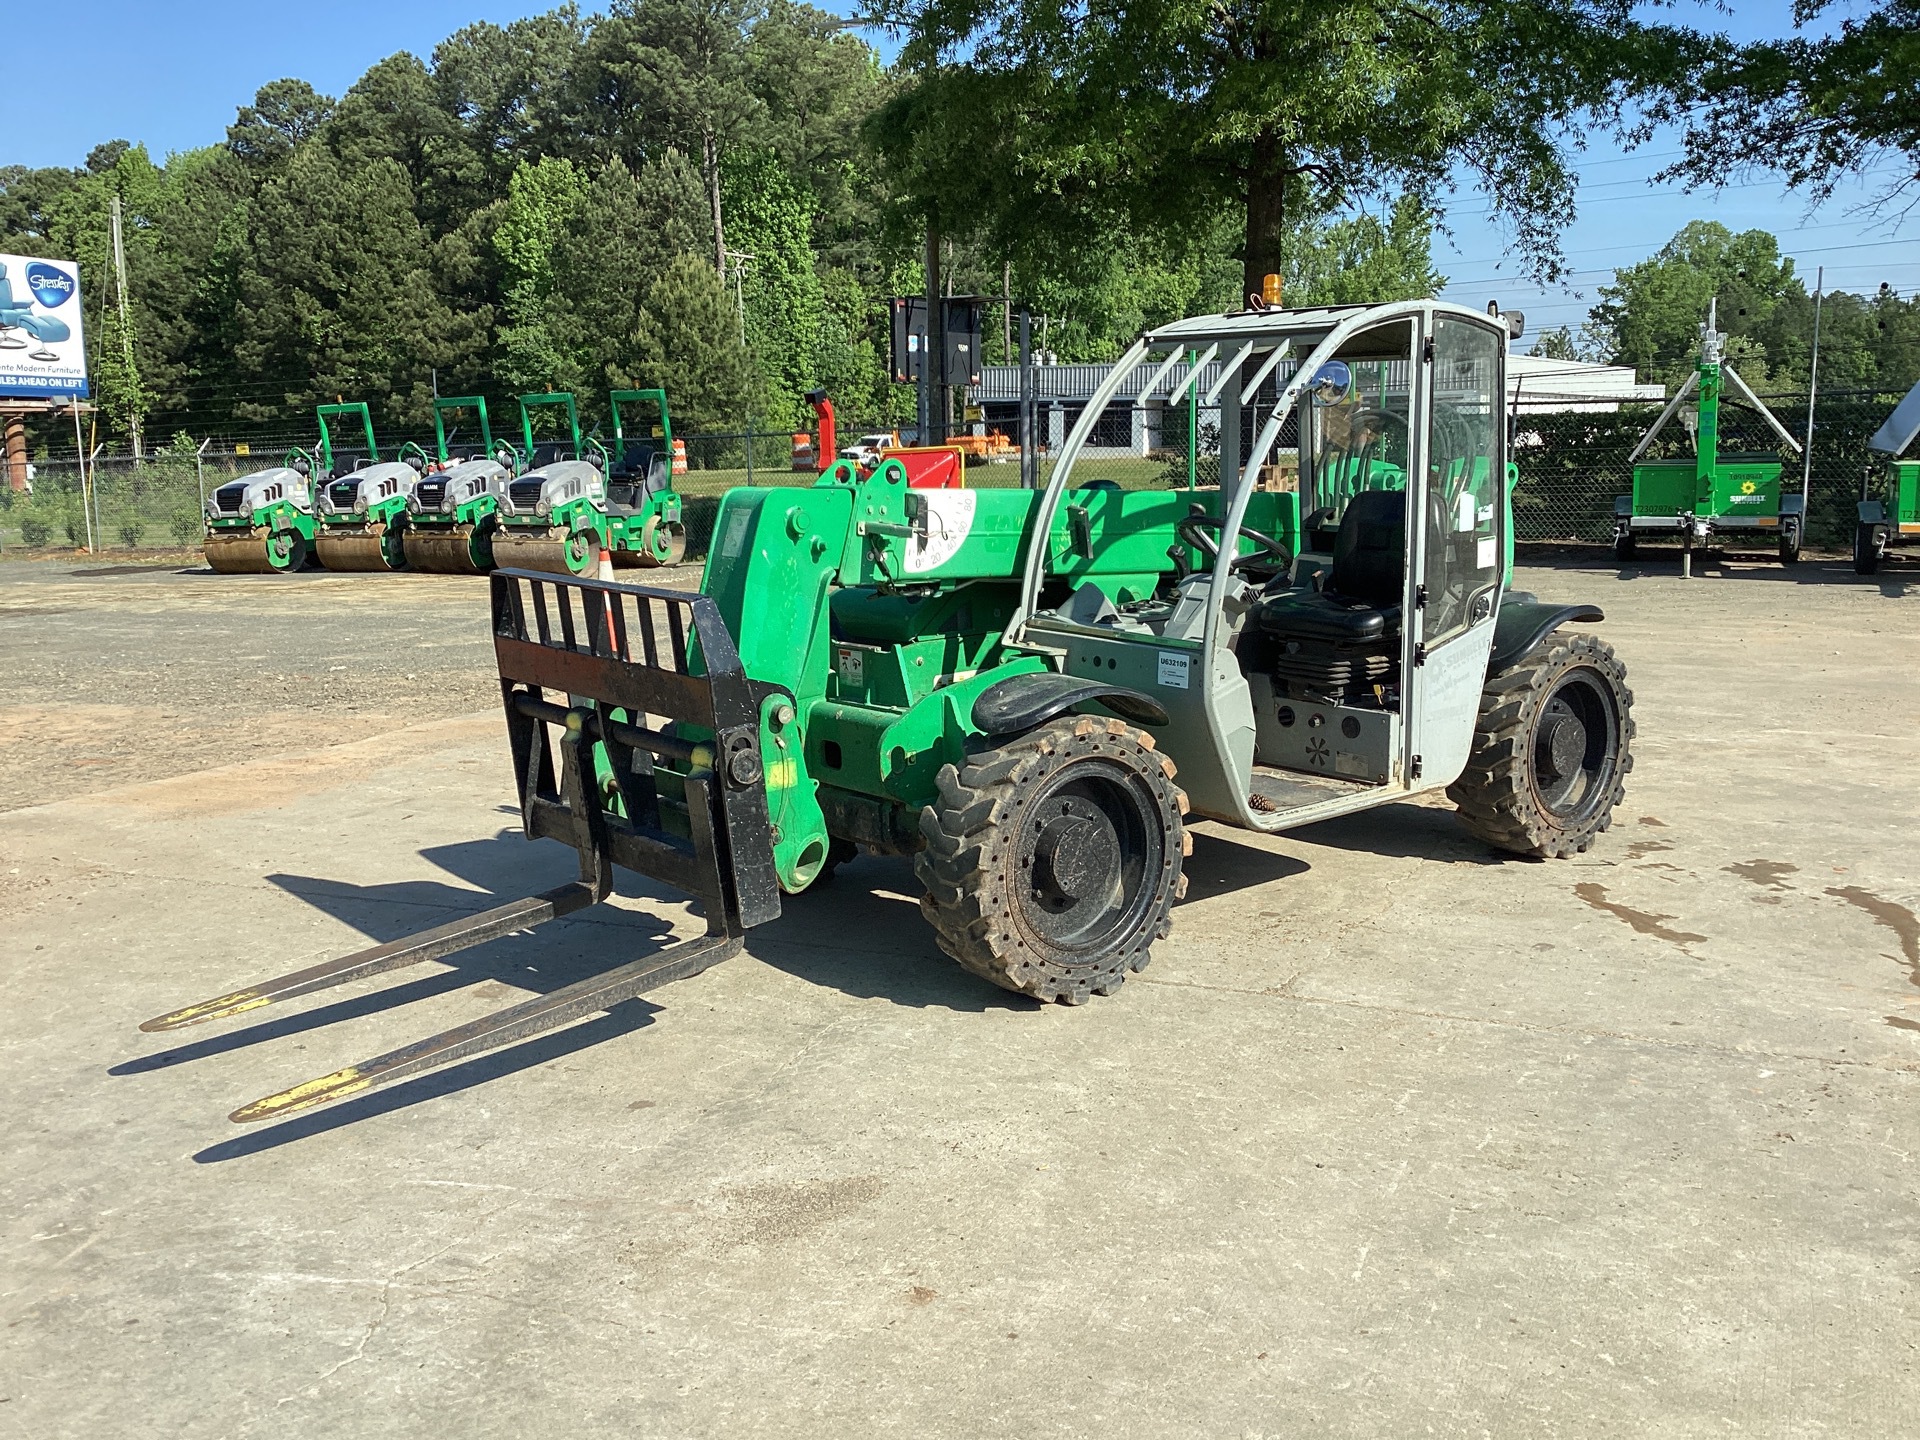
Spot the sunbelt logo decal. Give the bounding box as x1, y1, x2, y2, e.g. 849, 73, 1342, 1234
24, 262, 75, 308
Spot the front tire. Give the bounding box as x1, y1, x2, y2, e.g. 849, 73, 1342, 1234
915, 715, 1189, 1004
1448, 633, 1634, 858
1778, 518, 1802, 566
1612, 528, 1636, 561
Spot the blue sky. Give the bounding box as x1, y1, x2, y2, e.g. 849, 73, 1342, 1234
3, 0, 1913, 337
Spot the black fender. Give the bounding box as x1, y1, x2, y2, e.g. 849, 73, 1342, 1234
1859, 499, 1889, 525
1780, 493, 1806, 519
1488, 596, 1604, 675
970, 671, 1169, 735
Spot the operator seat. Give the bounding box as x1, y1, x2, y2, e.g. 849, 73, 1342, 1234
606, 445, 668, 513
1247, 489, 1407, 700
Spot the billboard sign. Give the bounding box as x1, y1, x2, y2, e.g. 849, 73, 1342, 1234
0, 254, 88, 399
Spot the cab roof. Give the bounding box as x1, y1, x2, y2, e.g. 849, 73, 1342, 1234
1143, 299, 1508, 351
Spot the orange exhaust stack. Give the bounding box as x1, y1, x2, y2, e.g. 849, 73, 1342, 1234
805, 389, 835, 474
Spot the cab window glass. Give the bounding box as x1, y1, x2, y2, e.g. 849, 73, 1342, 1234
1424, 317, 1503, 644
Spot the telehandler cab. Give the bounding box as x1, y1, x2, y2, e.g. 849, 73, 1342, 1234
147, 299, 1635, 1124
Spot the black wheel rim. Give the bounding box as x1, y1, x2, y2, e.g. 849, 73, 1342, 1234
1529, 667, 1622, 824
1013, 760, 1162, 954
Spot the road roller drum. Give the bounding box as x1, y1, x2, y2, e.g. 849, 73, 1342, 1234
313, 524, 406, 572
403, 524, 494, 574
491, 527, 598, 575
204, 528, 311, 574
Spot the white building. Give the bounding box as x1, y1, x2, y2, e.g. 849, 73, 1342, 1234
967, 353, 1664, 456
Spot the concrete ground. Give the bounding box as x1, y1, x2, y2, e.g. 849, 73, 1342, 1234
2, 548, 1917, 1438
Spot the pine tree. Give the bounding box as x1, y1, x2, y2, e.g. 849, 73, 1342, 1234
630, 253, 758, 433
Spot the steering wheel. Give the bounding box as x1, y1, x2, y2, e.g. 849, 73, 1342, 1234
1176, 513, 1288, 577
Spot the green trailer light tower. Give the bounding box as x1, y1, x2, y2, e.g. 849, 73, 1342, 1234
1612, 300, 1807, 573
403, 396, 518, 574
1854, 376, 1920, 574
604, 387, 687, 567
151, 298, 1646, 1126
491, 392, 612, 574
309, 402, 431, 572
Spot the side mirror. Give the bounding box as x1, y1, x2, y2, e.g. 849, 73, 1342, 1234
1309, 361, 1353, 407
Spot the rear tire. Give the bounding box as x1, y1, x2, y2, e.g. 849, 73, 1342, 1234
1854, 522, 1884, 575
915, 715, 1189, 1004
1448, 632, 1634, 859
1612, 529, 1636, 561
1778, 519, 1802, 566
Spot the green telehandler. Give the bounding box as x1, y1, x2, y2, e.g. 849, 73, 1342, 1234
1854, 375, 1920, 574
146, 298, 1636, 1124
1611, 300, 1807, 571
403, 397, 519, 574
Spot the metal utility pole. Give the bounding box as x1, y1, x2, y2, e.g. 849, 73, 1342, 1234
924, 227, 947, 444
196, 436, 212, 510
1801, 265, 1824, 507
1019, 309, 1036, 489
110, 195, 142, 458
1002, 261, 1012, 364
72, 405, 92, 552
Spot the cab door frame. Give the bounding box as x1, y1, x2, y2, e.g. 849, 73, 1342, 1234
1402, 308, 1509, 790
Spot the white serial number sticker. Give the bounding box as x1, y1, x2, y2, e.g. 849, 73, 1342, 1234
1476, 536, 1497, 570
1157, 651, 1190, 689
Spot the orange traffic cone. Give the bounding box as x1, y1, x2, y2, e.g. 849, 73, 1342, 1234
671, 438, 688, 475
790, 433, 814, 471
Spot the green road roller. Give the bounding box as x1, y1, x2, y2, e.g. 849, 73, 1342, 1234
604, 387, 687, 567
147, 298, 1638, 1124
402, 396, 518, 574
201, 451, 320, 575
309, 403, 432, 572
490, 391, 612, 575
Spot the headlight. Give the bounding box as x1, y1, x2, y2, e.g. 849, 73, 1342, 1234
536, 498, 551, 518
354, 497, 368, 516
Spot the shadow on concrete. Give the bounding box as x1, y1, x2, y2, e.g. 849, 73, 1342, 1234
188, 1003, 658, 1164
1516, 545, 1913, 598
117, 831, 680, 1087
143, 814, 1323, 1151
755, 852, 1027, 1012
1179, 831, 1313, 896
1277, 801, 1504, 866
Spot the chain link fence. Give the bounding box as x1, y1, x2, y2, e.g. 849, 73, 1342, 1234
0, 391, 1893, 560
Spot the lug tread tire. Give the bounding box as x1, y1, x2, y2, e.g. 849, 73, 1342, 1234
913, 715, 1187, 1005
1446, 633, 1635, 859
